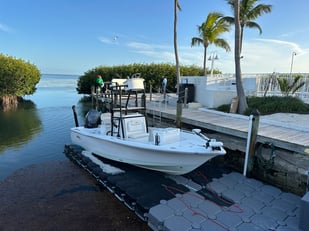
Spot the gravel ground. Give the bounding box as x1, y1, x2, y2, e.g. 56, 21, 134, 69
0, 160, 150, 231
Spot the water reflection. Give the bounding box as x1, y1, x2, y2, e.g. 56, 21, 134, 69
0, 100, 41, 152
0, 74, 86, 180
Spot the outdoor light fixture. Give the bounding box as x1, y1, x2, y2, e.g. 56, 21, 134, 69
208, 52, 219, 78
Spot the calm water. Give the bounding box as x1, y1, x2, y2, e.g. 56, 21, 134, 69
0, 74, 89, 180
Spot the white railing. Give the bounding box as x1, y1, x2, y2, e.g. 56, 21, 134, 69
206, 73, 309, 103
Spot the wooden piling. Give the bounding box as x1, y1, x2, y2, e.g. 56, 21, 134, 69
176, 99, 182, 128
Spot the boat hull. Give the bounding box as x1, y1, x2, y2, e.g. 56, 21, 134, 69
71, 127, 225, 175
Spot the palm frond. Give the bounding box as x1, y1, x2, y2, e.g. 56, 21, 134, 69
245, 21, 262, 34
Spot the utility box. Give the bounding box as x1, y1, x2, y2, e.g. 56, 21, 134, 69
299, 192, 309, 230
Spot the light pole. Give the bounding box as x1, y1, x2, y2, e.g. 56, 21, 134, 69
289, 51, 297, 77
208, 52, 218, 78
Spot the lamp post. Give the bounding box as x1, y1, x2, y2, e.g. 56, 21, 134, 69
289, 51, 297, 77
208, 52, 219, 78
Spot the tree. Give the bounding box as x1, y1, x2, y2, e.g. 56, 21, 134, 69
0, 54, 40, 111
174, 0, 181, 95
224, 0, 272, 53
191, 12, 231, 76
234, 0, 248, 114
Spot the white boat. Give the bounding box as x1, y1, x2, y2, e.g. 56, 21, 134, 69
70, 75, 226, 175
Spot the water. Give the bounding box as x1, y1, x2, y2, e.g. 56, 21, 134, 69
0, 74, 89, 180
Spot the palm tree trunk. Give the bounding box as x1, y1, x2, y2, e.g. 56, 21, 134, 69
174, 0, 180, 96
234, 0, 248, 114
174, 0, 182, 128
240, 26, 244, 54
203, 47, 207, 76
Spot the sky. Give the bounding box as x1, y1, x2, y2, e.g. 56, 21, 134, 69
0, 0, 308, 75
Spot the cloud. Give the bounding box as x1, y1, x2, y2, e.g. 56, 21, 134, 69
257, 38, 304, 55
0, 23, 13, 32
238, 38, 308, 73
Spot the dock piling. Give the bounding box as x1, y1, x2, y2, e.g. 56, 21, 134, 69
176, 99, 182, 128
243, 109, 260, 177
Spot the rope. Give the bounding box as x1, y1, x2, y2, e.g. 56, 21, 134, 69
255, 142, 276, 170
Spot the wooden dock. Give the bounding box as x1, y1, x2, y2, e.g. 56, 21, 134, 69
146, 100, 309, 155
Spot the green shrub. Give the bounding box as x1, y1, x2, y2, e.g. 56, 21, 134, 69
0, 54, 40, 97
76, 63, 204, 94
217, 96, 309, 115
216, 104, 230, 113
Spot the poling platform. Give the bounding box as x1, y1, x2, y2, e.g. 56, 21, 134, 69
64, 144, 303, 231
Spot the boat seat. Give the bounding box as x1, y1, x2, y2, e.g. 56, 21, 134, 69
123, 115, 147, 139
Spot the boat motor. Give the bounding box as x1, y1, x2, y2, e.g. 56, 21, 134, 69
85, 109, 101, 128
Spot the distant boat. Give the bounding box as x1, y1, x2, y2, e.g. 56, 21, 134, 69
70, 74, 226, 175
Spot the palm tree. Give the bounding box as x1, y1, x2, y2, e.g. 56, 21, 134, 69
277, 75, 305, 96
174, 0, 181, 95
224, 0, 272, 53
191, 12, 231, 76
225, 0, 271, 114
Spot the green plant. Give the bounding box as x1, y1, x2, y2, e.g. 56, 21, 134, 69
0, 54, 40, 97
223, 0, 272, 53
216, 96, 309, 115
0, 53, 41, 111
277, 75, 305, 96
76, 63, 204, 95
244, 96, 309, 115
191, 12, 231, 76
